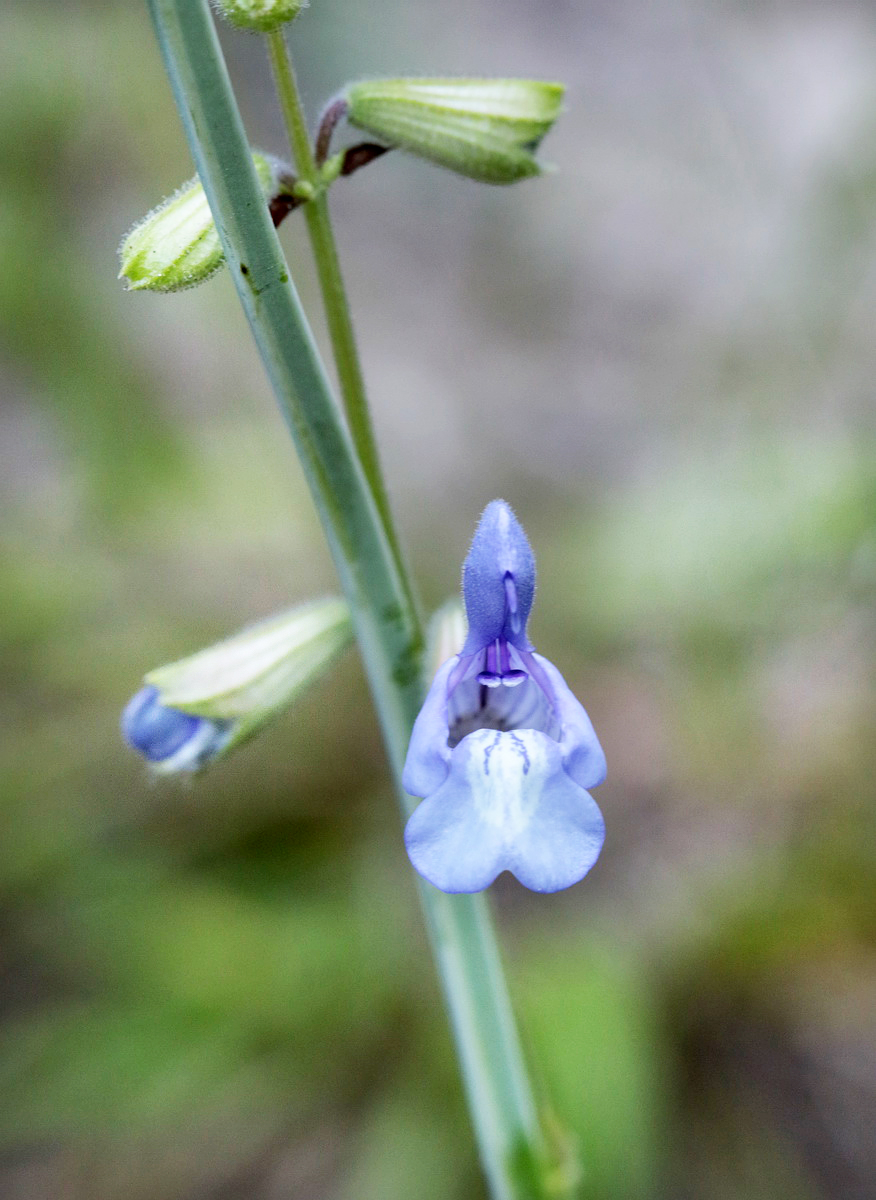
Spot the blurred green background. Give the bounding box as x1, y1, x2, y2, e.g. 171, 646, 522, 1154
2, 1, 875, 1197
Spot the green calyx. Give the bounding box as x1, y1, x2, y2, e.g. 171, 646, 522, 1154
119, 152, 285, 292
145, 596, 352, 759
213, 0, 305, 33
344, 78, 565, 184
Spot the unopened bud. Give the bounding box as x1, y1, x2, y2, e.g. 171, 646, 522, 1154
121, 597, 351, 772
426, 600, 467, 675
119, 152, 288, 292
213, 0, 305, 33
344, 78, 564, 184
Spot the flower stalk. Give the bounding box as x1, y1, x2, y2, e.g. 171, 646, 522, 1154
264, 28, 410, 601
144, 1, 566, 1195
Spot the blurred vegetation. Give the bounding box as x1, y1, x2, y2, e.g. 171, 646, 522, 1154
2, 1, 875, 1197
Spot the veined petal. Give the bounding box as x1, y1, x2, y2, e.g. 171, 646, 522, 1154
404, 728, 605, 893
533, 653, 607, 789
402, 656, 456, 798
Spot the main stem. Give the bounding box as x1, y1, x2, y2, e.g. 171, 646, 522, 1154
147, 4, 550, 1197
265, 30, 409, 591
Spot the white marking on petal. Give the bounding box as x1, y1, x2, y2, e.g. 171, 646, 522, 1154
404, 727, 604, 893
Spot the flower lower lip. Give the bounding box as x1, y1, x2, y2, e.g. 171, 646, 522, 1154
404, 725, 605, 894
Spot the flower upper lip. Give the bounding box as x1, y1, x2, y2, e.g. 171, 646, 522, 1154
460, 500, 536, 656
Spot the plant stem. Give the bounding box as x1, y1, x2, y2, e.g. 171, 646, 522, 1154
264, 29, 409, 596
146, 4, 552, 1196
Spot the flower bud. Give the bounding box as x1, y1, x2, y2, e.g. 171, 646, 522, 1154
343, 78, 564, 184
212, 0, 305, 33
426, 600, 467, 676
119, 152, 287, 292
121, 597, 351, 772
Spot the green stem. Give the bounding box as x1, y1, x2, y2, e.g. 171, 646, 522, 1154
146, 4, 551, 1197
264, 29, 409, 597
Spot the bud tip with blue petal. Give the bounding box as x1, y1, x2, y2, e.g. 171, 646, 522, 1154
121, 598, 351, 773
121, 686, 233, 773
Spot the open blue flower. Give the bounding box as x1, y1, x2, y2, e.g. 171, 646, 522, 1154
403, 500, 606, 894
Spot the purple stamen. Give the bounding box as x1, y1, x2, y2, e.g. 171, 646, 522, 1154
499, 638, 527, 686
477, 639, 502, 686
487, 642, 499, 674
477, 637, 529, 687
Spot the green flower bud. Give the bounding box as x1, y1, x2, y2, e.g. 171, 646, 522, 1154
121, 597, 351, 772
343, 78, 564, 184
119, 152, 286, 292
213, 0, 305, 33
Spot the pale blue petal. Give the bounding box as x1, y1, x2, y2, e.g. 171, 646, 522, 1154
401, 656, 456, 798
122, 686, 201, 761
504, 767, 605, 894
461, 500, 535, 654
404, 728, 605, 894
533, 653, 607, 789
121, 686, 233, 770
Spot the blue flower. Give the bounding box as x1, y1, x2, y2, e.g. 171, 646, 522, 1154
403, 500, 606, 894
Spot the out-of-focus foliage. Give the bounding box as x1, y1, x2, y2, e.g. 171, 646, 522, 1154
2, 1, 875, 1198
